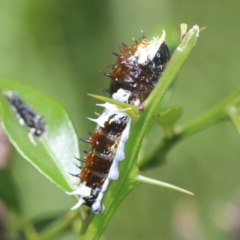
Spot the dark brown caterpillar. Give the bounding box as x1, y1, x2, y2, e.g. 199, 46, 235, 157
67, 30, 170, 213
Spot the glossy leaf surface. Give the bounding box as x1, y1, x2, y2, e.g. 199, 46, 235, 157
0, 79, 79, 191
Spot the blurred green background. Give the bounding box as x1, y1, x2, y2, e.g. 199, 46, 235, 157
1, 0, 240, 239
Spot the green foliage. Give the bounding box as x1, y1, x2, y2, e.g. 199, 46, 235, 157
0, 23, 239, 240
0, 169, 21, 213
154, 106, 182, 137
0, 79, 79, 192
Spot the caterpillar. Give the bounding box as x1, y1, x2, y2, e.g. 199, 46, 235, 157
67, 30, 170, 213
3, 91, 45, 145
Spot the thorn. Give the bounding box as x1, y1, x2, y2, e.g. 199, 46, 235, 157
75, 157, 86, 163
94, 112, 100, 117
87, 117, 98, 124
80, 149, 88, 154
98, 70, 110, 76
120, 42, 127, 47
111, 52, 120, 57
79, 137, 90, 144
132, 37, 138, 43
106, 64, 115, 69
140, 30, 146, 38
96, 103, 105, 108
73, 162, 82, 169
97, 88, 111, 94
68, 172, 80, 178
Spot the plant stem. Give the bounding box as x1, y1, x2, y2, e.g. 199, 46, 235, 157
37, 211, 79, 240
21, 216, 38, 240
139, 86, 240, 170
179, 102, 226, 139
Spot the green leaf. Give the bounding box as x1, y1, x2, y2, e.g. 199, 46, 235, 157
154, 106, 182, 132
0, 79, 79, 191
0, 169, 21, 212
88, 93, 139, 121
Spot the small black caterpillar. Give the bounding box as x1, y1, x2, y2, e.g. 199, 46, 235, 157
67, 30, 170, 213
3, 91, 45, 144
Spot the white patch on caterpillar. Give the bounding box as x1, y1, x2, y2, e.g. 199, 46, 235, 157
108, 160, 119, 180
67, 181, 91, 197
90, 102, 127, 128
112, 88, 131, 103
135, 30, 166, 64
91, 201, 105, 213
131, 98, 140, 106
101, 178, 110, 193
